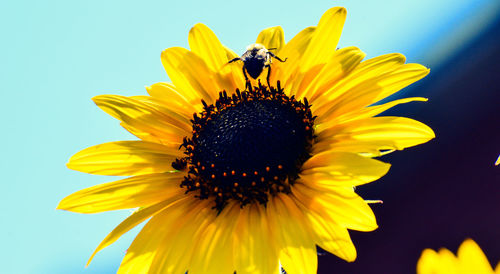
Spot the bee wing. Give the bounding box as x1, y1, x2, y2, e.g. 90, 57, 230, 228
237, 52, 245, 61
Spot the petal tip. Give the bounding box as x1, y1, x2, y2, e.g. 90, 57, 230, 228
192, 22, 206, 29
55, 203, 63, 211
66, 160, 75, 171
346, 254, 357, 263
382, 162, 392, 174
395, 53, 407, 64
161, 47, 181, 59
86, 251, 98, 267
421, 123, 436, 139
66, 158, 84, 173
91, 95, 101, 103
429, 129, 436, 139
189, 23, 212, 36
91, 94, 114, 105
343, 246, 357, 262
331, 6, 347, 15
56, 198, 71, 211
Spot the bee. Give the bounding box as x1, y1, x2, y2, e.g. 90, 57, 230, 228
229, 43, 287, 88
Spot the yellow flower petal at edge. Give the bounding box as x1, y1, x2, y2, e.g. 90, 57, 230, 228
85, 197, 182, 266
147, 200, 219, 274
314, 116, 435, 156
233, 204, 280, 274
299, 7, 346, 72
57, 172, 186, 213
188, 23, 245, 92
271, 26, 315, 88
146, 82, 201, 114
117, 197, 199, 273
188, 23, 228, 72
417, 239, 500, 274
66, 141, 183, 176
161, 47, 219, 103
268, 194, 318, 274
60, 6, 435, 274
292, 187, 357, 261
256, 26, 285, 52
94, 95, 192, 137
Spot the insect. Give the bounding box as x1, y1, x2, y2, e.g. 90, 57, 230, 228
229, 43, 287, 88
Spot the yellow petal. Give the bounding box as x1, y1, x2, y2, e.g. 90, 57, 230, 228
188, 24, 244, 93
127, 95, 191, 144
256, 26, 285, 52
293, 183, 378, 232
301, 151, 391, 186
354, 52, 406, 71
417, 247, 461, 274
316, 140, 400, 157
223, 45, 239, 60
292, 192, 356, 262
318, 64, 430, 120
437, 249, 462, 272
458, 239, 495, 273
271, 27, 315, 89
161, 47, 218, 103
298, 46, 365, 100
188, 203, 239, 274
326, 97, 428, 127
86, 197, 180, 266
315, 117, 435, 156
221, 45, 247, 90
233, 204, 279, 274
310, 53, 406, 111
147, 199, 215, 274
131, 95, 191, 125
369, 64, 429, 104
119, 122, 174, 145
67, 141, 182, 176
57, 172, 185, 213
93, 95, 190, 142
299, 7, 346, 73
285, 7, 347, 97
215, 63, 246, 96
307, 213, 356, 262
268, 194, 318, 274
417, 249, 443, 274
117, 196, 196, 274
144, 82, 200, 116
146, 81, 202, 111
189, 23, 228, 72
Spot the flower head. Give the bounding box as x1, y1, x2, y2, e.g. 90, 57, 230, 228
417, 239, 500, 274
58, 7, 434, 273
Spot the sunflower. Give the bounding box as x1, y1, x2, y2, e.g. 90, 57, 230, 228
58, 7, 434, 274
417, 239, 500, 274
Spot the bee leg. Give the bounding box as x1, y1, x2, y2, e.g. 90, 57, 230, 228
265, 64, 271, 88
242, 67, 249, 81
268, 52, 287, 62
242, 67, 251, 90
228, 57, 241, 63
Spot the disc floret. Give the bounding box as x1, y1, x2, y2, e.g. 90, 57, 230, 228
172, 81, 315, 211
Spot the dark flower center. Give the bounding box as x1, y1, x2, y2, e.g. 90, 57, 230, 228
172, 82, 315, 211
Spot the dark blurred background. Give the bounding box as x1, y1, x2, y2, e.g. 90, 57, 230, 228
319, 13, 500, 274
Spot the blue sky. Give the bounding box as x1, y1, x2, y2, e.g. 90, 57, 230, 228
1, 0, 498, 273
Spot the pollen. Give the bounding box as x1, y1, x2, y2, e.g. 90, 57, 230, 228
172, 81, 315, 211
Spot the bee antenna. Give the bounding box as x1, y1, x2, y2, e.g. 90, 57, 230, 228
267, 48, 277, 51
